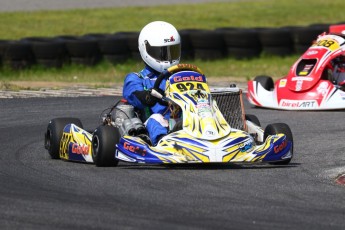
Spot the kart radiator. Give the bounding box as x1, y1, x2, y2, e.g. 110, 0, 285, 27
211, 88, 246, 131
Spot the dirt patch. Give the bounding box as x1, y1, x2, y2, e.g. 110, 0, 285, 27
1, 81, 118, 90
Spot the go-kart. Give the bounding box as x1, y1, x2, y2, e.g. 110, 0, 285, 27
44, 64, 293, 166
247, 32, 345, 110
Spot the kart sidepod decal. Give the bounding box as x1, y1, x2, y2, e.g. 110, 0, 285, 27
59, 124, 93, 163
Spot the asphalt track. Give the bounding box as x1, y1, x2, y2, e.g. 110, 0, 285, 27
0, 95, 344, 229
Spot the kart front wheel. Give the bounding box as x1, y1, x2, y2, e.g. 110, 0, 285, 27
245, 114, 261, 126
264, 123, 293, 165
254, 75, 274, 91
45, 117, 83, 159
92, 125, 120, 167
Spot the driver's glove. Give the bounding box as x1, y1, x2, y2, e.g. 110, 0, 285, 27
133, 88, 165, 107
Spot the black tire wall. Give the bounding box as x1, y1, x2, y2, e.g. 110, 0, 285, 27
0, 22, 340, 70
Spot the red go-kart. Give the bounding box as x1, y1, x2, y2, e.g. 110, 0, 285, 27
247, 28, 345, 110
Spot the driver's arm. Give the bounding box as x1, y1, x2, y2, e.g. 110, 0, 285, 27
133, 90, 158, 107
123, 73, 158, 108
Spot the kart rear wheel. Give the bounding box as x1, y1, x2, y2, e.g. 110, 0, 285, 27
264, 123, 293, 165
245, 114, 261, 126
92, 125, 120, 167
254, 75, 274, 91
45, 117, 83, 159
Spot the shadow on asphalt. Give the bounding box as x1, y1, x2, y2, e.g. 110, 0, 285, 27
117, 162, 300, 170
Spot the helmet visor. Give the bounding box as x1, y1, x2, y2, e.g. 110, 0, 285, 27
145, 42, 181, 62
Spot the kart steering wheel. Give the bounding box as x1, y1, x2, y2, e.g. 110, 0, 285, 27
151, 63, 204, 99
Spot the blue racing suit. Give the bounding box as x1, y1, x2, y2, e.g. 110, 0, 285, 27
123, 65, 170, 145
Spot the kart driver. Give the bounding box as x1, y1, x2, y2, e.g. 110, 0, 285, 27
317, 32, 345, 89
330, 55, 345, 89
323, 54, 345, 89
122, 21, 181, 145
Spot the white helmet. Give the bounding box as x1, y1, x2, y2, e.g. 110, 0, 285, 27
138, 21, 181, 72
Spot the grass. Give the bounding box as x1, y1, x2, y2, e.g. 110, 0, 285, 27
0, 0, 343, 39
0, 0, 344, 86
0, 54, 299, 84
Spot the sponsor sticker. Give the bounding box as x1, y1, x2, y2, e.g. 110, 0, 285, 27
279, 79, 287, 88
239, 140, 253, 153
298, 64, 314, 76
295, 80, 303, 91
274, 140, 287, 153
71, 143, 89, 155
123, 142, 147, 156
316, 82, 329, 97
172, 75, 204, 83
306, 50, 318, 55
280, 99, 317, 108
291, 77, 313, 81
340, 91, 345, 100
164, 36, 175, 43
196, 99, 209, 108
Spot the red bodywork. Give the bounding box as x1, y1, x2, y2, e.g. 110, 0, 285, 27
247, 30, 345, 110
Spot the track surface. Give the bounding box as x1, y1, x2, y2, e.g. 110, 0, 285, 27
0, 96, 344, 229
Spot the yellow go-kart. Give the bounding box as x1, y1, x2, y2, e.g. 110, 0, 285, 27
44, 64, 293, 166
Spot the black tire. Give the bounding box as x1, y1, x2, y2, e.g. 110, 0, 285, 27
114, 31, 140, 54
188, 29, 226, 55
189, 30, 225, 49
64, 38, 102, 66
193, 48, 225, 60
179, 29, 198, 60
223, 28, 261, 48
254, 75, 274, 91
97, 35, 130, 56
0, 39, 9, 59
261, 46, 294, 57
245, 114, 261, 126
293, 44, 310, 54
31, 40, 68, 60
264, 123, 293, 165
258, 28, 293, 47
114, 31, 141, 60
27, 38, 69, 68
45, 118, 83, 159
81, 33, 111, 40
36, 58, 65, 68
226, 47, 261, 59
1, 41, 35, 69
92, 125, 120, 167
291, 26, 326, 46
103, 54, 130, 64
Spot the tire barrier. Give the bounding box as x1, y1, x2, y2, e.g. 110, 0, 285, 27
179, 29, 197, 60
222, 28, 261, 59
114, 31, 141, 60
258, 28, 294, 56
0, 40, 35, 69
21, 36, 69, 68
57, 36, 102, 66
95, 34, 130, 64
291, 24, 329, 54
188, 29, 226, 60
0, 23, 343, 70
